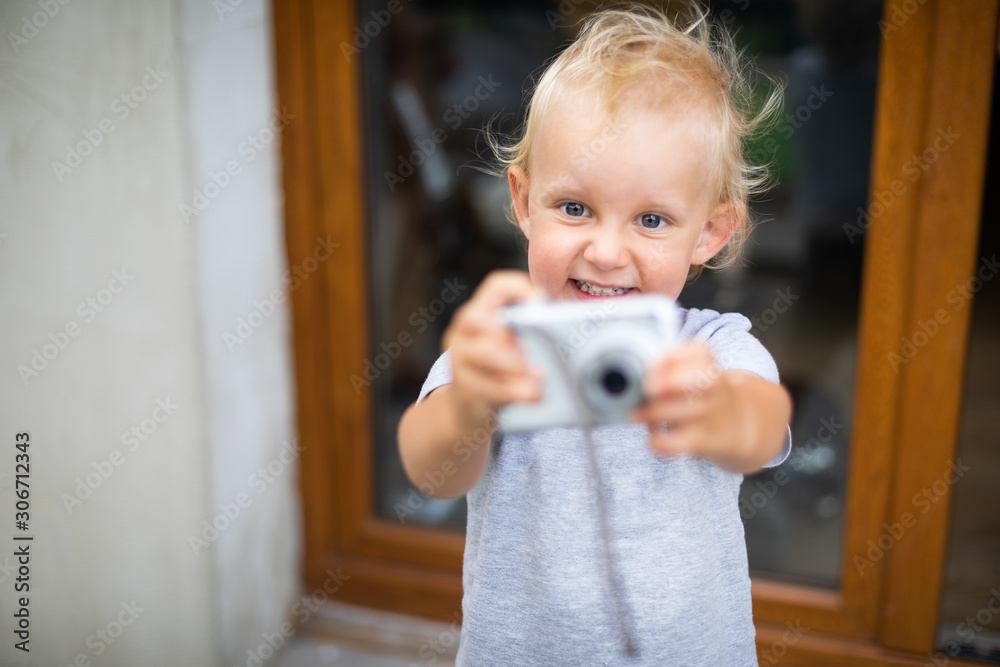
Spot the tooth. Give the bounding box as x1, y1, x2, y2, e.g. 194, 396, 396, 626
578, 280, 631, 296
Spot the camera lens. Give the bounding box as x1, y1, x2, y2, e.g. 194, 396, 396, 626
601, 368, 628, 395
580, 346, 645, 420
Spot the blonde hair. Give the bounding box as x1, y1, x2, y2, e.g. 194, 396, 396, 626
488, 3, 783, 271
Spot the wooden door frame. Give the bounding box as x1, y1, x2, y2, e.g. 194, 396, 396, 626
273, 0, 998, 662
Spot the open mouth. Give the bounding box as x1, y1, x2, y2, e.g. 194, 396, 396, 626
572, 279, 637, 297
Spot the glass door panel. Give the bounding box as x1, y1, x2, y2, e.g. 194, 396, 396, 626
362, 0, 883, 591
698, 0, 883, 588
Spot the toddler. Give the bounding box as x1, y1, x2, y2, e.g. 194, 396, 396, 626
398, 5, 793, 665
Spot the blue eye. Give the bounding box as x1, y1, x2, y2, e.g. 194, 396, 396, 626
561, 202, 586, 217
638, 213, 668, 229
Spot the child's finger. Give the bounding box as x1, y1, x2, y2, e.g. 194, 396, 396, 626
461, 342, 540, 381
456, 364, 542, 405
650, 342, 711, 371
471, 270, 540, 319
644, 347, 720, 398
631, 395, 698, 426
444, 272, 538, 348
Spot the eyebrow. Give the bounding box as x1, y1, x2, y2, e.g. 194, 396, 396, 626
623, 182, 693, 223
536, 171, 580, 199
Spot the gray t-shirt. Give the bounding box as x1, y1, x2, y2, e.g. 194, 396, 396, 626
416, 308, 791, 665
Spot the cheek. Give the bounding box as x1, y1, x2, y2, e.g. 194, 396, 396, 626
529, 224, 574, 262
526, 225, 580, 284
636, 244, 693, 292
639, 243, 687, 273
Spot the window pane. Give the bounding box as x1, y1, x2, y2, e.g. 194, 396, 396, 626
363, 0, 883, 591
699, 0, 883, 588
363, 0, 555, 528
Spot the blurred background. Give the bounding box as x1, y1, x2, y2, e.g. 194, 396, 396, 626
1, 0, 997, 665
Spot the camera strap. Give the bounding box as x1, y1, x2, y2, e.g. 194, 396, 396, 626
530, 329, 640, 658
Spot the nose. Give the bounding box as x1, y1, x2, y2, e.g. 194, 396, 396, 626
582, 222, 631, 271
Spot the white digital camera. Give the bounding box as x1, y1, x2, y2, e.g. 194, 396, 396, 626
497, 295, 681, 432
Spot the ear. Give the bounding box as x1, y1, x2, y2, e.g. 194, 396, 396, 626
508, 165, 531, 240
691, 201, 739, 266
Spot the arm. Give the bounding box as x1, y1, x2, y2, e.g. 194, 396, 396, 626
398, 385, 494, 499
632, 343, 792, 474
397, 271, 541, 498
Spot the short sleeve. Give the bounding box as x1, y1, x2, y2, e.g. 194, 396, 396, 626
416, 348, 453, 404
680, 309, 792, 468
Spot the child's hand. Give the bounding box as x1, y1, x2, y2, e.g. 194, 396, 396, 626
441, 271, 542, 430
631, 343, 790, 473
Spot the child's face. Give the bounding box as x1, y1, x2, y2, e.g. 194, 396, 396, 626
509, 88, 735, 302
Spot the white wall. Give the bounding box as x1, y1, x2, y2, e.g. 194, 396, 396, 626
0, 1, 299, 665
176, 0, 302, 663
